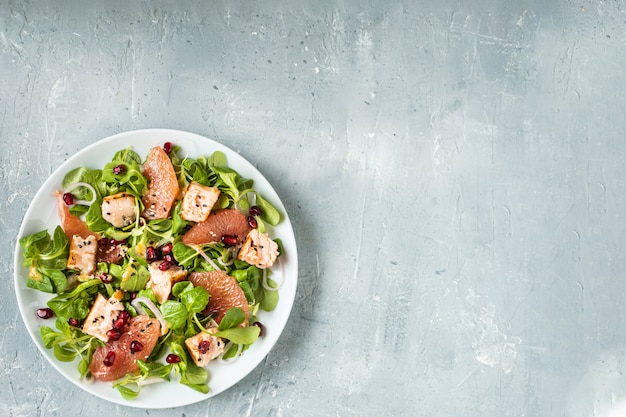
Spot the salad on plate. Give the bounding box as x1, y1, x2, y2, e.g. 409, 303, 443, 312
18, 141, 284, 400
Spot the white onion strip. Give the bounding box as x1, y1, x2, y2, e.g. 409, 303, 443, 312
131, 296, 169, 335
192, 245, 222, 271
218, 341, 243, 364
261, 257, 283, 292
217, 247, 236, 267
62, 181, 97, 206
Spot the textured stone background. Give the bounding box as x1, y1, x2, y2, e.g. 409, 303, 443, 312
3, 0, 626, 416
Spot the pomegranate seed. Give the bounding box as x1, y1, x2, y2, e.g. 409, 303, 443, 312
36, 308, 54, 319
98, 237, 109, 246
112, 164, 126, 175
163, 253, 175, 264
249, 205, 262, 216
106, 328, 122, 341
62, 192, 75, 206
198, 340, 211, 355
98, 273, 113, 284
130, 340, 144, 353
247, 216, 258, 229
158, 261, 172, 271
68, 318, 79, 327
253, 321, 265, 337
117, 310, 130, 325
166, 354, 181, 364
112, 317, 125, 330
161, 242, 173, 254
130, 291, 138, 300
163, 141, 173, 154
103, 351, 116, 367
146, 246, 158, 261
221, 235, 237, 246
109, 238, 125, 245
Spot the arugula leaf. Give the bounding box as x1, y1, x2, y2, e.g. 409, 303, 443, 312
206, 151, 227, 167
213, 325, 260, 345
47, 279, 101, 321
112, 148, 142, 165
259, 278, 279, 311
255, 193, 281, 226
20, 226, 70, 293
85, 200, 110, 233
160, 301, 187, 330
120, 262, 150, 292
218, 307, 245, 330
179, 286, 209, 314
40, 319, 102, 374
113, 360, 173, 400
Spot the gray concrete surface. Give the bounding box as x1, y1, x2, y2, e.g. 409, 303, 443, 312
2, 0, 626, 416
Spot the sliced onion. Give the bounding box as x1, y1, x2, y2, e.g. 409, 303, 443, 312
261, 259, 283, 292
191, 245, 222, 271
217, 247, 236, 267
235, 191, 257, 212
131, 296, 169, 335
218, 341, 243, 364
138, 376, 166, 386
63, 181, 97, 206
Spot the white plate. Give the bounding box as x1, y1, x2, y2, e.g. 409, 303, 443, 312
13, 129, 298, 408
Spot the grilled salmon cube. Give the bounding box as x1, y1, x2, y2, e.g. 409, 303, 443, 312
101, 192, 137, 228
185, 330, 225, 366
180, 181, 220, 222
237, 229, 279, 269
82, 292, 124, 342
66, 234, 98, 275
146, 261, 188, 304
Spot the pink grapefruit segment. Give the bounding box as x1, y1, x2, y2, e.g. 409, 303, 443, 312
89, 315, 161, 382
189, 270, 249, 326
141, 146, 180, 220
181, 209, 251, 245
55, 191, 99, 240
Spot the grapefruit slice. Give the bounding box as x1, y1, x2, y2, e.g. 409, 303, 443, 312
89, 315, 161, 382
181, 209, 251, 245
55, 191, 99, 240
141, 146, 180, 220
189, 270, 249, 325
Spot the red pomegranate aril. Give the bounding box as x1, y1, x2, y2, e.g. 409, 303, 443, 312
62, 192, 75, 206
117, 310, 130, 325
130, 340, 144, 353
112, 164, 126, 175
36, 308, 54, 319
106, 328, 122, 341
163, 141, 173, 154
163, 253, 175, 264
103, 351, 116, 367
68, 318, 79, 327
158, 261, 172, 271
221, 234, 237, 246
98, 237, 109, 246
112, 317, 125, 330
161, 242, 173, 254
109, 238, 125, 245
198, 340, 211, 355
247, 216, 258, 229
166, 354, 181, 364
146, 246, 158, 261
253, 321, 265, 337
99, 273, 113, 284
249, 205, 262, 217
